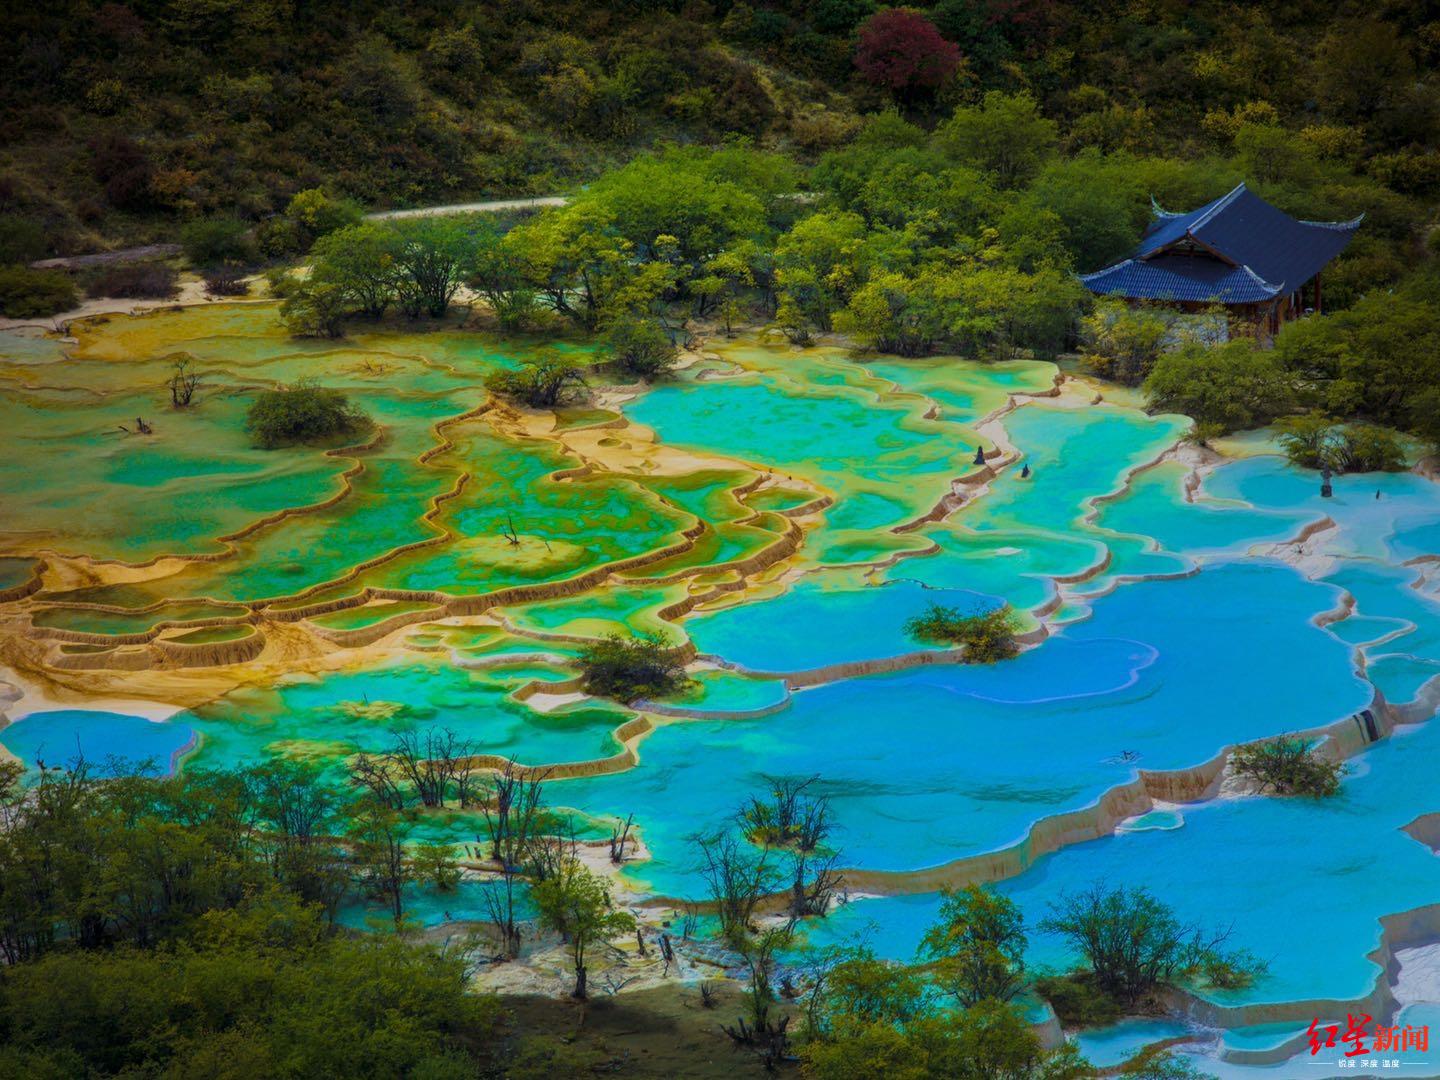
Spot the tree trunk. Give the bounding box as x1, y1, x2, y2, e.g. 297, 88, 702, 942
573, 963, 587, 1000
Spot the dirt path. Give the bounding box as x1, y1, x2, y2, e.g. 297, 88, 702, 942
24, 196, 567, 271
365, 195, 568, 221
5, 196, 568, 331
31, 244, 182, 270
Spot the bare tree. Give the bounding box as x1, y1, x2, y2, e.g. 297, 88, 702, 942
168, 357, 200, 407
609, 812, 635, 863
790, 849, 844, 919
695, 831, 777, 940
786, 789, 843, 918
633, 920, 648, 956
349, 799, 410, 927
597, 969, 642, 996
390, 727, 474, 808
453, 752, 479, 809
741, 775, 843, 918
526, 826, 575, 885
740, 775, 820, 846
477, 882, 524, 960
722, 923, 797, 1069
476, 761, 551, 958
478, 761, 548, 862
679, 902, 699, 940
348, 752, 406, 810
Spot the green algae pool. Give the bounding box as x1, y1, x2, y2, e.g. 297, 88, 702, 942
308, 600, 443, 631
164, 624, 255, 645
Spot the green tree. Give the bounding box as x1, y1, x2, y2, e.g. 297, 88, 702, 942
279, 269, 353, 337
1024, 153, 1148, 271
0, 892, 498, 1078
1144, 342, 1295, 433
532, 859, 635, 999
181, 215, 254, 267
774, 210, 870, 333
245, 379, 371, 448
937, 91, 1058, 189
835, 270, 946, 357
0, 214, 47, 264
470, 225, 538, 331
919, 884, 1026, 1007
348, 800, 411, 928
1273, 411, 1337, 469
813, 950, 926, 1035
1314, 18, 1414, 119
1339, 423, 1407, 472
1277, 414, 1406, 473
577, 631, 691, 703
391, 218, 482, 318
0, 267, 77, 318
905, 603, 1021, 662
1233, 124, 1324, 188
484, 352, 588, 408
1230, 734, 1347, 797
263, 188, 364, 255
423, 24, 486, 100
699, 244, 760, 331
604, 317, 678, 380
509, 203, 636, 330
412, 842, 462, 891
1080, 298, 1173, 385
1272, 273, 1440, 446
309, 223, 400, 319
1039, 882, 1263, 1004
585, 150, 768, 274
244, 760, 349, 921
805, 999, 1089, 1080
941, 264, 1086, 361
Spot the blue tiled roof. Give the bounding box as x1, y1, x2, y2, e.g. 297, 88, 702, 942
1083, 184, 1362, 305
1133, 196, 1222, 258
1081, 256, 1283, 304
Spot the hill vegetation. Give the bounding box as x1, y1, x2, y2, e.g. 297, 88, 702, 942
1, 1, 1435, 264
5, 3, 1435, 454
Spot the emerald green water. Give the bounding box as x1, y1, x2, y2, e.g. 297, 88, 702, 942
0, 557, 37, 589
32, 599, 246, 635
165, 624, 254, 645
177, 660, 629, 774
309, 600, 442, 631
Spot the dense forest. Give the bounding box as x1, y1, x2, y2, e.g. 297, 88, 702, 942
0, 0, 1435, 257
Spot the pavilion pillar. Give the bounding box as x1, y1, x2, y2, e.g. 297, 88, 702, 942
1315, 274, 1322, 315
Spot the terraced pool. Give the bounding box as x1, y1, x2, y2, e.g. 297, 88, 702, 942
2, 302, 1438, 1075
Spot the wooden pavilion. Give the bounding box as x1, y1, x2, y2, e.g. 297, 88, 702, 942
1080, 183, 1362, 342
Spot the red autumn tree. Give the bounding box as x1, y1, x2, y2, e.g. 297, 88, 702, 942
854, 9, 962, 99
